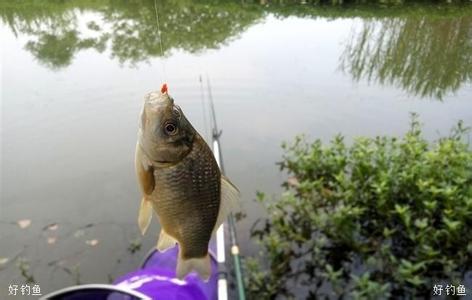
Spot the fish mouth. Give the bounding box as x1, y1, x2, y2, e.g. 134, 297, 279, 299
145, 90, 174, 107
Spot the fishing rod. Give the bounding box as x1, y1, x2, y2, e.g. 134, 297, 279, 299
153, 0, 244, 294
204, 76, 246, 300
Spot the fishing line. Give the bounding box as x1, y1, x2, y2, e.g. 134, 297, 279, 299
199, 75, 210, 142
153, 0, 167, 83
206, 75, 220, 139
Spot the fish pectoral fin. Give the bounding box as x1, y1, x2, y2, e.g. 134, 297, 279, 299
176, 254, 211, 282
156, 230, 177, 252
212, 175, 241, 235
135, 143, 155, 195
138, 197, 152, 235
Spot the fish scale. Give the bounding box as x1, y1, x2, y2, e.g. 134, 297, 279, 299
152, 134, 220, 259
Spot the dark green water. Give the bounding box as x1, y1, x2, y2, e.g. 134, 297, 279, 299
1, 1, 471, 297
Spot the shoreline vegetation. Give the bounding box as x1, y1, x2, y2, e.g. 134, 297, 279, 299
246, 115, 472, 298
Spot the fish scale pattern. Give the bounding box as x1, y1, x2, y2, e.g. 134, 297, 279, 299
153, 134, 220, 259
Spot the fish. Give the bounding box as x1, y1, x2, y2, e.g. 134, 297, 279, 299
135, 84, 239, 281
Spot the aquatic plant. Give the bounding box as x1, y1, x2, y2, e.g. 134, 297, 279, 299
17, 258, 35, 284
247, 114, 472, 298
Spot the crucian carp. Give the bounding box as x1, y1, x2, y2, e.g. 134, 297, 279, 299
135, 84, 239, 281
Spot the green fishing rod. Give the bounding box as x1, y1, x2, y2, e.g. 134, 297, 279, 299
203, 76, 246, 300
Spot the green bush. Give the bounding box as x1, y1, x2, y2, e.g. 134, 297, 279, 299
246, 115, 472, 299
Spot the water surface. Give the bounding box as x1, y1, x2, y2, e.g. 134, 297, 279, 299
1, 1, 471, 296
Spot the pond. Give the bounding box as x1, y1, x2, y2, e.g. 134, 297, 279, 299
1, 0, 471, 296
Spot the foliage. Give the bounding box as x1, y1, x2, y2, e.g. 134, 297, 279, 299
246, 115, 472, 299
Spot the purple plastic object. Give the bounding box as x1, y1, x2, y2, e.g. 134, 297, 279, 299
113, 246, 218, 300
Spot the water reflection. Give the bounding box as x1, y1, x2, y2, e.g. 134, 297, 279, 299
1, 0, 263, 68
2, 2, 471, 98
341, 15, 472, 99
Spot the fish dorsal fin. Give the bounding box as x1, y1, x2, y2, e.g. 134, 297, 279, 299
157, 229, 177, 252
212, 175, 240, 235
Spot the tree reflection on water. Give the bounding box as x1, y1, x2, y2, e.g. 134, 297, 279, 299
341, 15, 472, 99
1, 0, 264, 68
2, 1, 470, 99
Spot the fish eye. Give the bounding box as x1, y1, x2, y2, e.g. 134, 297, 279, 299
164, 122, 178, 135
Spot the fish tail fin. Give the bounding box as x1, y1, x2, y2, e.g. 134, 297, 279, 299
212, 175, 240, 235
138, 197, 152, 235
157, 230, 177, 252
176, 253, 211, 282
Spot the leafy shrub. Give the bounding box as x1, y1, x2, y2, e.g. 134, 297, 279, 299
246, 115, 472, 299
